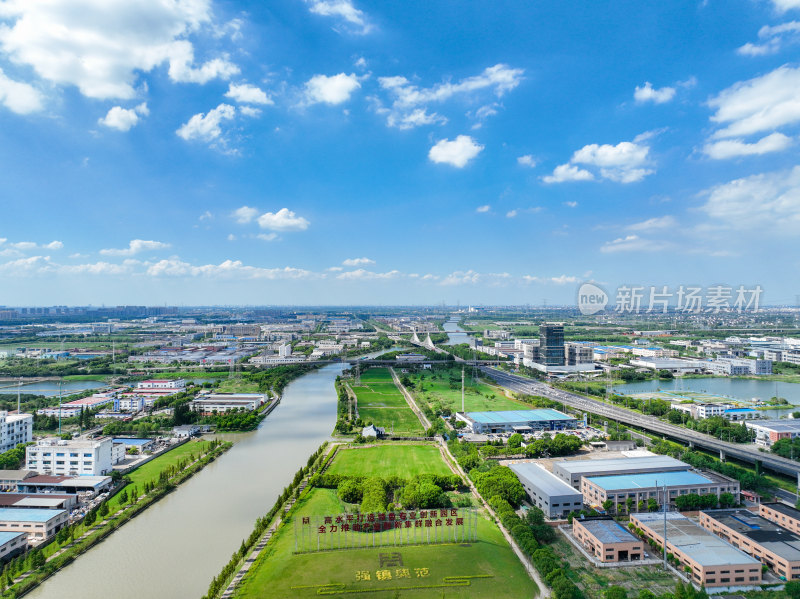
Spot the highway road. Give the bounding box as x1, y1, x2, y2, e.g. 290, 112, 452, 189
482, 367, 800, 479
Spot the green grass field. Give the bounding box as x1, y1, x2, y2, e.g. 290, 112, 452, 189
215, 377, 261, 394
354, 368, 424, 435
40, 438, 216, 560
327, 445, 452, 479
409, 367, 528, 413
235, 452, 537, 599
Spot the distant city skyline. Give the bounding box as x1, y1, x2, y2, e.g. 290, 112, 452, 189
1, 0, 799, 305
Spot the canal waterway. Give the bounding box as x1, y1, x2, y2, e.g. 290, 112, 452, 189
443, 317, 470, 345
0, 380, 105, 397
27, 362, 345, 599
615, 377, 800, 419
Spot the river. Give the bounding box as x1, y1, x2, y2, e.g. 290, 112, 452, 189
27, 362, 345, 599
0, 380, 105, 397
615, 377, 800, 419
442, 317, 470, 346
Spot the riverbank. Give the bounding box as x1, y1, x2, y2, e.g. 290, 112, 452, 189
7, 439, 231, 598
25, 362, 344, 599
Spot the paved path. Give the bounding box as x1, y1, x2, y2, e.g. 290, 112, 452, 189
389, 367, 431, 429
219, 443, 338, 598
438, 439, 550, 598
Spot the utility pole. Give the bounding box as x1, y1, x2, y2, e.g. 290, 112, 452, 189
663, 482, 668, 571
461, 367, 465, 414
58, 378, 63, 436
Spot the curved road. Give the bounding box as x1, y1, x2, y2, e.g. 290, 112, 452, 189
482, 367, 800, 478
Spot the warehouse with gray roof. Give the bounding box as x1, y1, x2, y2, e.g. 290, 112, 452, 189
508, 462, 584, 519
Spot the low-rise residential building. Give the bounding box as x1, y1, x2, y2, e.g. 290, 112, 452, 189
700, 509, 800, 580
572, 517, 644, 562
631, 512, 761, 588
0, 508, 68, 545
581, 470, 740, 510
508, 462, 584, 519
0, 412, 33, 453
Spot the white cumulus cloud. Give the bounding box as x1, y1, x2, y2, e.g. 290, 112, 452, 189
257, 208, 310, 232
0, 0, 238, 100
0, 68, 43, 114
98, 102, 149, 131
517, 154, 537, 167
476, 205, 491, 213
700, 165, 800, 231
305, 0, 372, 34
428, 135, 483, 168
342, 257, 374, 266
99, 239, 170, 256
232, 206, 259, 224
738, 21, 800, 56
543, 137, 653, 183
542, 164, 595, 184
176, 103, 236, 142
708, 65, 800, 139
225, 82, 272, 105
703, 132, 793, 159
377, 64, 523, 129
634, 81, 676, 104
304, 73, 360, 105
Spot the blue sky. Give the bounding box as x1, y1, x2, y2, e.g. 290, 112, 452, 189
1, 0, 799, 306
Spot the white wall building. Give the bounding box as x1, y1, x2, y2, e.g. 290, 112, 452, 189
136, 379, 186, 390
26, 437, 116, 476
0, 413, 33, 453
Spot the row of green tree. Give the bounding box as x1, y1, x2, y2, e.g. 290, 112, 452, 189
202, 443, 329, 599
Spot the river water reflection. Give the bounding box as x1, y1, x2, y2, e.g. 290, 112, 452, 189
27, 363, 344, 599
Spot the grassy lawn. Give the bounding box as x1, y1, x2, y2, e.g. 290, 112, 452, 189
40, 439, 217, 560
359, 407, 424, 435
552, 534, 678, 598
327, 445, 453, 479
409, 367, 529, 413
235, 487, 537, 599
354, 368, 424, 435
216, 377, 261, 394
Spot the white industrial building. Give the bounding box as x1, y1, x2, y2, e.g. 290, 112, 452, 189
136, 379, 186, 390
25, 437, 123, 476
189, 393, 266, 415
508, 462, 584, 519
0, 412, 33, 453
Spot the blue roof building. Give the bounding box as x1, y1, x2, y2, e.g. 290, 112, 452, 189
582, 470, 741, 508
463, 409, 577, 433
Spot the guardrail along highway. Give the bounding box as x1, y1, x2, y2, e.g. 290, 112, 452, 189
482, 366, 800, 479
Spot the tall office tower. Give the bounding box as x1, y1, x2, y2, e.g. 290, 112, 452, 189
539, 323, 565, 366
